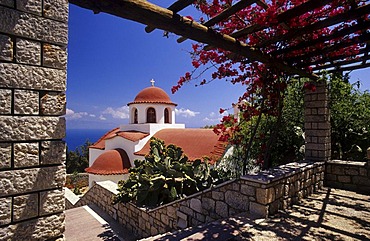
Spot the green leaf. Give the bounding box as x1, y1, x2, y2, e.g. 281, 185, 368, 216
164, 157, 171, 168
169, 186, 177, 201
146, 190, 159, 207
153, 147, 159, 158
192, 159, 202, 167
167, 168, 183, 178
149, 179, 165, 191
136, 190, 148, 204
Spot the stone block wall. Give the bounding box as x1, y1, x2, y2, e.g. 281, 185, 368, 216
239, 161, 324, 217
325, 160, 370, 194
0, 0, 68, 239
66, 161, 324, 239
304, 79, 331, 162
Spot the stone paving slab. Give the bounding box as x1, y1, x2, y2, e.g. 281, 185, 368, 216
143, 188, 370, 241
65, 204, 137, 241
236, 188, 370, 241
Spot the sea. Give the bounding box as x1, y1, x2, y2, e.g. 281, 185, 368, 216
65, 129, 110, 151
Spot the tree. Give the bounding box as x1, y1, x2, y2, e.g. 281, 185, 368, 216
172, 0, 364, 171
66, 140, 91, 174
213, 73, 370, 175
216, 78, 305, 176
330, 74, 370, 161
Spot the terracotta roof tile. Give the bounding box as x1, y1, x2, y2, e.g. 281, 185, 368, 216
85, 149, 131, 175
90, 128, 149, 150
128, 86, 177, 106
108, 131, 149, 142
134, 129, 227, 164
89, 128, 120, 150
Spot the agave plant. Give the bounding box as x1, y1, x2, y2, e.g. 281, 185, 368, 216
113, 137, 226, 207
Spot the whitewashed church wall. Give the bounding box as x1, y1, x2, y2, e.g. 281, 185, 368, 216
105, 136, 145, 166
89, 148, 105, 166
170, 106, 176, 124
88, 174, 128, 188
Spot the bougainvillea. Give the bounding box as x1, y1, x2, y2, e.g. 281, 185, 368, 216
172, 0, 365, 172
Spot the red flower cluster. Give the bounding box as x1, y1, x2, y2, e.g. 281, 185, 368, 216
303, 82, 317, 92
171, 0, 364, 162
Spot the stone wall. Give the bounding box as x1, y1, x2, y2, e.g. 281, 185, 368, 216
66, 161, 324, 239
325, 160, 370, 194
304, 79, 331, 162
0, 0, 68, 239
239, 161, 324, 217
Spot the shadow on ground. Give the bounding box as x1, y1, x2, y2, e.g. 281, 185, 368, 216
144, 188, 370, 241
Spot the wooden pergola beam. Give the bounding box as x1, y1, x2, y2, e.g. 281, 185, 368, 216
231, 0, 332, 39
204, 0, 257, 27
69, 0, 318, 79
312, 55, 370, 71
177, 0, 258, 43
167, 0, 194, 13
272, 21, 370, 57
324, 62, 370, 73
295, 47, 369, 68
145, 0, 194, 33
258, 3, 370, 47
286, 32, 370, 64
277, 0, 332, 22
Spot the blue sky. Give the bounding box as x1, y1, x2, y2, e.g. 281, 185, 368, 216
66, 5, 370, 129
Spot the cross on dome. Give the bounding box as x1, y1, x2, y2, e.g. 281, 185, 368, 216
150, 79, 155, 86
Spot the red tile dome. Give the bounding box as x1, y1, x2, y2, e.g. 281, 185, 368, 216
85, 149, 131, 175
128, 86, 177, 106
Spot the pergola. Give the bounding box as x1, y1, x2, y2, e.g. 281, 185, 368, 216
3, 1, 370, 240
69, 0, 370, 167
70, 0, 370, 78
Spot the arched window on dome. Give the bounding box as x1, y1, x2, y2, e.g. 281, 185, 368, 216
164, 108, 170, 123
133, 108, 138, 124
147, 108, 156, 123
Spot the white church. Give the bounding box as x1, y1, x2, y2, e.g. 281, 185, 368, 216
85, 81, 227, 187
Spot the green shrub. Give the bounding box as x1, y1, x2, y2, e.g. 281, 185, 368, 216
113, 138, 228, 208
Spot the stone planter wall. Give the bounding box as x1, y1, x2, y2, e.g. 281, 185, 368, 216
0, 0, 68, 240
66, 161, 324, 239
240, 161, 324, 217
325, 160, 370, 194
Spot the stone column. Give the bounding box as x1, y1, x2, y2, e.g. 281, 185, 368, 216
304, 80, 331, 162
0, 0, 68, 239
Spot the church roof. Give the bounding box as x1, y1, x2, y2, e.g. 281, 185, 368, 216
127, 86, 177, 106
107, 131, 150, 142
134, 128, 227, 164
85, 149, 131, 175
90, 128, 149, 150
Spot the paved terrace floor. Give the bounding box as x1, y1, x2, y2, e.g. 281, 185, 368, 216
65, 188, 370, 241
143, 188, 370, 241
65, 204, 137, 241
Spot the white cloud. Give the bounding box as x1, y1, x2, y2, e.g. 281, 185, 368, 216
99, 115, 107, 120
175, 108, 200, 118
89, 114, 96, 117
203, 111, 229, 123
102, 106, 130, 119
65, 108, 88, 120
203, 117, 219, 122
